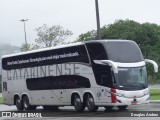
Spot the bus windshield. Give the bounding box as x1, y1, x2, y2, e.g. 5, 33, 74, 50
103, 41, 144, 63
115, 66, 148, 91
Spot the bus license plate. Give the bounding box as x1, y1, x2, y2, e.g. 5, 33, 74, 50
131, 101, 138, 105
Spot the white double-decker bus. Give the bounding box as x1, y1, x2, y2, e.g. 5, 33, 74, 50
1, 40, 158, 112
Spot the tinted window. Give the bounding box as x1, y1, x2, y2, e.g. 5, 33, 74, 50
3, 82, 7, 91
92, 64, 114, 88
103, 41, 144, 63
26, 75, 90, 90
86, 42, 113, 87
2, 45, 89, 70
86, 43, 107, 60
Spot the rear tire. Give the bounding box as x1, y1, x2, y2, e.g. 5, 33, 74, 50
15, 97, 23, 110
73, 94, 85, 112
118, 105, 128, 110
23, 96, 36, 110
86, 94, 98, 112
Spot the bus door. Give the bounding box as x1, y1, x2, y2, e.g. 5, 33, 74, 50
52, 89, 68, 105
93, 64, 114, 103
59, 89, 68, 104
2, 81, 13, 104
2, 81, 8, 103
97, 73, 112, 103
30, 91, 45, 105
43, 90, 55, 105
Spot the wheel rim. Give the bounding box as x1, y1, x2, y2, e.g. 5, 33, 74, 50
23, 97, 29, 109
74, 96, 81, 109
87, 97, 94, 108
24, 100, 28, 108
16, 99, 20, 106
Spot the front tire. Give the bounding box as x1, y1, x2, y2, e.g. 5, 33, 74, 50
86, 94, 98, 112
23, 96, 36, 110
15, 97, 23, 110
73, 94, 85, 112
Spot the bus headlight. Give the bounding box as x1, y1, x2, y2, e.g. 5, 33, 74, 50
143, 90, 149, 95
116, 93, 124, 97
111, 92, 124, 97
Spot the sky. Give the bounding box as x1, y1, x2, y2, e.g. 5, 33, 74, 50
0, 0, 160, 47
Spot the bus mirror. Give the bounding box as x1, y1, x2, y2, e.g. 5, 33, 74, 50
94, 60, 118, 73
145, 59, 158, 73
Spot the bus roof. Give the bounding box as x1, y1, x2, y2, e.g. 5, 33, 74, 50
84, 39, 134, 44
2, 42, 84, 58
2, 39, 134, 58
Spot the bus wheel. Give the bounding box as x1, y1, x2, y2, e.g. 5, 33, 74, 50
118, 105, 128, 111
43, 106, 59, 110
73, 94, 85, 112
86, 94, 98, 112
104, 106, 113, 110
23, 96, 36, 110
15, 97, 23, 110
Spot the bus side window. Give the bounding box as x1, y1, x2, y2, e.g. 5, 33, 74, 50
86, 43, 113, 88
86, 43, 107, 60
3, 82, 7, 91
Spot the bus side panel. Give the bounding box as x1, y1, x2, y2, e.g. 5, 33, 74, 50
29, 64, 95, 106
2, 69, 13, 105
2, 69, 28, 105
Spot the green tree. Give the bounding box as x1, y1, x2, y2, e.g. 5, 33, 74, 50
77, 19, 160, 46
20, 43, 30, 52
20, 43, 40, 52
76, 30, 96, 42
35, 24, 73, 48
101, 20, 141, 41
76, 19, 160, 84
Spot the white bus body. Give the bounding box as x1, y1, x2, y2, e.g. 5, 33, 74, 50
1, 40, 158, 111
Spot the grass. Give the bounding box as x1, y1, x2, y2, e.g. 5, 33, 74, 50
0, 97, 3, 104
150, 89, 160, 100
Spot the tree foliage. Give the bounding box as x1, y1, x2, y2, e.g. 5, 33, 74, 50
20, 43, 40, 52
76, 30, 97, 42
76, 19, 160, 84
35, 24, 73, 48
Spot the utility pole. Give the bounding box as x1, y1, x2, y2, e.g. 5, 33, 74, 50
20, 19, 28, 51
95, 0, 101, 40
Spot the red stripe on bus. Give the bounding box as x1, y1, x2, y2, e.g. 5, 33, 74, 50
111, 88, 117, 103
